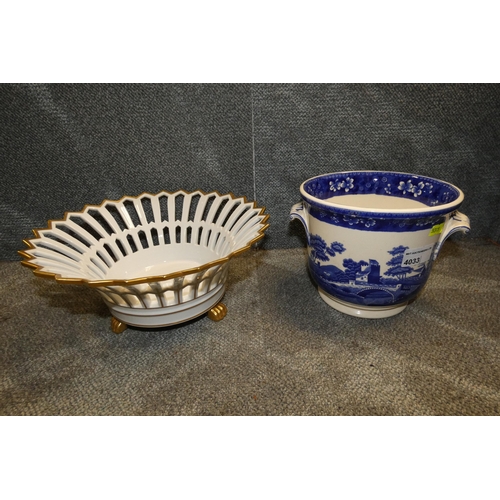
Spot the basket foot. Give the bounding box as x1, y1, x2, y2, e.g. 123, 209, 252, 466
208, 302, 227, 322
111, 317, 127, 334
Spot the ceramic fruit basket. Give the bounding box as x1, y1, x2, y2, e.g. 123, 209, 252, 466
20, 190, 269, 333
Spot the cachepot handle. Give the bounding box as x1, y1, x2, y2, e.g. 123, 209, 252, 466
433, 211, 470, 260
290, 202, 309, 233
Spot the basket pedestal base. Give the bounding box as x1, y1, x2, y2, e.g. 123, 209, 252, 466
109, 284, 226, 332
318, 288, 407, 319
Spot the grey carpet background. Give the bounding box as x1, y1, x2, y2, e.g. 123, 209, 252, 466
253, 84, 500, 248
1, 84, 500, 259
1, 84, 500, 415
1, 239, 499, 415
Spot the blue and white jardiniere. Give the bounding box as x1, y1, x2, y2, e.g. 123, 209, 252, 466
290, 171, 470, 318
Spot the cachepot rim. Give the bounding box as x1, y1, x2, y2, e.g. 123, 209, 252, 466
300, 170, 465, 218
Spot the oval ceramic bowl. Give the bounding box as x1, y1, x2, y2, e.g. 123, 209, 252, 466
290, 171, 470, 318
20, 190, 269, 332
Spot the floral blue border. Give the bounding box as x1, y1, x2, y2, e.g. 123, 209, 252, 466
302, 172, 463, 223
307, 203, 447, 232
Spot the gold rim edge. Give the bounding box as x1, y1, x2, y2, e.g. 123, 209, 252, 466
19, 190, 269, 288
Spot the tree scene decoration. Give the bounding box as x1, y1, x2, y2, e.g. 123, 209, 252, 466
308, 237, 432, 306
308, 234, 346, 264
383, 245, 412, 281
342, 258, 369, 281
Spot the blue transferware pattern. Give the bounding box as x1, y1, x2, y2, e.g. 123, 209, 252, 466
307, 204, 447, 232
291, 171, 469, 317
307, 234, 434, 307
302, 171, 462, 232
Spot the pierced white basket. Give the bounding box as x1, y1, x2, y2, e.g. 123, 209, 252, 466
20, 190, 269, 332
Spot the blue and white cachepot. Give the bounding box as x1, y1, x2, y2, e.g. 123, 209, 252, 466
290, 171, 470, 318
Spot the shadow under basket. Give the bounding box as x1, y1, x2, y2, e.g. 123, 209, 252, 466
20, 190, 269, 333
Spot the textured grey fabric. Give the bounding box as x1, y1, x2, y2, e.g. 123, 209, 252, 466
0, 84, 254, 259
253, 84, 500, 249
1, 84, 500, 260
1, 238, 499, 416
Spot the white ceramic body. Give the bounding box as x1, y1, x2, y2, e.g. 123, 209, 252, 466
108, 283, 226, 328
290, 171, 470, 318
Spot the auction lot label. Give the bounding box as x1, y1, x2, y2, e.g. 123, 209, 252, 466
402, 244, 434, 268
